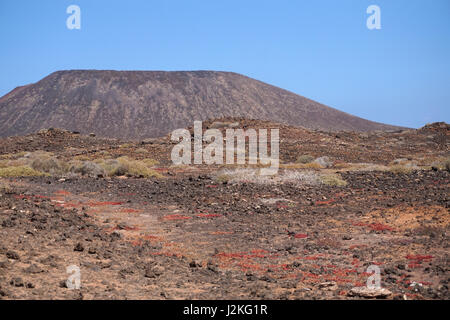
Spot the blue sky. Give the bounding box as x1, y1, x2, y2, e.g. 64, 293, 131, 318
1, 0, 449, 128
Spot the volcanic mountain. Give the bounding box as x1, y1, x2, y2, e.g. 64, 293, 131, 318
0, 70, 403, 139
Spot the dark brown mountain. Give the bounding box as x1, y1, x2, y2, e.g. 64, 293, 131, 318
0, 70, 404, 139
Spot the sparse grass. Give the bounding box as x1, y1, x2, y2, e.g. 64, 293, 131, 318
215, 168, 320, 185
135, 148, 148, 154
429, 156, 450, 171
96, 156, 162, 178
389, 164, 414, 174
142, 158, 159, 167
296, 154, 314, 164
214, 168, 276, 184
216, 174, 231, 183
0, 166, 48, 177
0, 150, 162, 179
333, 162, 389, 172
119, 143, 134, 149
280, 162, 323, 170
319, 173, 347, 186
281, 170, 321, 185
73, 154, 91, 161
0, 151, 27, 160
70, 161, 106, 177
30, 155, 63, 174
334, 162, 352, 169
0, 180, 13, 193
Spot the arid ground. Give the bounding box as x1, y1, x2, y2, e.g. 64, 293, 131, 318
0, 119, 448, 300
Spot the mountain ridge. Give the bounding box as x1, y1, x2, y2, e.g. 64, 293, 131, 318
0, 70, 405, 139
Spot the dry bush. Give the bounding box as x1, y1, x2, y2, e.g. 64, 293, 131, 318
431, 157, 450, 171
280, 162, 323, 170
116, 157, 162, 178
119, 143, 134, 149
71, 161, 106, 177
389, 164, 414, 174
0, 166, 48, 177
334, 162, 389, 172
334, 162, 352, 169
0, 151, 27, 160
0, 180, 13, 193
216, 174, 231, 183
215, 168, 276, 184
96, 157, 162, 178
215, 168, 320, 186
280, 170, 321, 185
0, 160, 8, 168
296, 154, 314, 164
30, 156, 63, 175
135, 148, 148, 154
319, 173, 347, 186
142, 158, 159, 167
73, 154, 91, 161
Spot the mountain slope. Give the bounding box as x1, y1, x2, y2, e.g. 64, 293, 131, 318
0, 70, 403, 139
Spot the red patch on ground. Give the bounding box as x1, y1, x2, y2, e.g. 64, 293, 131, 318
302, 255, 321, 261
120, 208, 141, 213
142, 235, 160, 241
113, 225, 140, 231
368, 223, 394, 232
131, 240, 143, 246
349, 244, 367, 250
238, 263, 262, 271
406, 254, 433, 268
197, 213, 222, 218
406, 254, 433, 261
14, 195, 33, 200
163, 214, 192, 220
315, 199, 335, 206
216, 252, 246, 259
54, 190, 71, 195
57, 202, 82, 208
294, 233, 308, 239
87, 201, 124, 206
351, 221, 367, 227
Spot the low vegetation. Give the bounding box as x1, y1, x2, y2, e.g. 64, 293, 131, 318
296, 154, 314, 164
388, 164, 414, 174
0, 180, 13, 193
0, 150, 162, 178
216, 168, 348, 187
0, 166, 49, 178
319, 173, 347, 186
280, 162, 324, 170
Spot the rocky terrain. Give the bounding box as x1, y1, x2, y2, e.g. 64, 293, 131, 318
0, 120, 448, 300
0, 70, 403, 139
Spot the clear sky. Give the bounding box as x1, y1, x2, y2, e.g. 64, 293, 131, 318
1, 0, 449, 128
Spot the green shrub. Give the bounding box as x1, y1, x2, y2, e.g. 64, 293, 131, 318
0, 166, 48, 177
